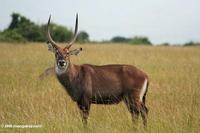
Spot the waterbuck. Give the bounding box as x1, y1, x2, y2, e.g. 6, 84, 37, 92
45, 14, 149, 127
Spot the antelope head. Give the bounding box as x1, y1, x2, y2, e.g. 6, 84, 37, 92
46, 14, 82, 73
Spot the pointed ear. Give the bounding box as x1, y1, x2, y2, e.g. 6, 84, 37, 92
47, 41, 57, 53
69, 48, 82, 56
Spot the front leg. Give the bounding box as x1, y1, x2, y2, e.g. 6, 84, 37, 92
77, 95, 91, 125
77, 73, 92, 126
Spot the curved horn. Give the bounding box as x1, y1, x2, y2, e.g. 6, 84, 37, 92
66, 13, 78, 49
47, 15, 57, 46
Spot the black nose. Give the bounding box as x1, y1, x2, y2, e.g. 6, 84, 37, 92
58, 60, 65, 67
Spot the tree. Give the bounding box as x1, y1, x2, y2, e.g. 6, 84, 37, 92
8, 13, 20, 30
16, 17, 45, 41
0, 30, 26, 42
160, 42, 170, 46
7, 13, 46, 42
111, 36, 128, 43
51, 24, 73, 42
129, 36, 151, 45
1, 12, 75, 43
184, 41, 200, 46
77, 31, 89, 43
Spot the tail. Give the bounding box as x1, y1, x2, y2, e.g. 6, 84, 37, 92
142, 80, 149, 105
39, 67, 55, 80
142, 80, 149, 113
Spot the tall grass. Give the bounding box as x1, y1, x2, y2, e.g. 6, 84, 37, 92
0, 43, 200, 133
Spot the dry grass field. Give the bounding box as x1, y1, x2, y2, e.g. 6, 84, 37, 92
0, 43, 200, 133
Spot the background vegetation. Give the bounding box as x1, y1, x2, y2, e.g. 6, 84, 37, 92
1, 13, 199, 46
0, 13, 89, 43
111, 36, 152, 45
0, 13, 153, 45
0, 43, 199, 132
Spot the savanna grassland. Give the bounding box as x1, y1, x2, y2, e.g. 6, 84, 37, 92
0, 43, 200, 133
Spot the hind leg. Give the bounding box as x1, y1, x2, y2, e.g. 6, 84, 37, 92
124, 95, 140, 124
124, 94, 148, 129
141, 93, 149, 128
140, 102, 148, 129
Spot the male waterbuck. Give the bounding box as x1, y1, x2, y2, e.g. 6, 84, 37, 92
45, 14, 149, 128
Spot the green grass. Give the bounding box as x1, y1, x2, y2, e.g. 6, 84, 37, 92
0, 43, 200, 133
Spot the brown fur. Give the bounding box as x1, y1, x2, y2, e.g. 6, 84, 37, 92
56, 62, 149, 127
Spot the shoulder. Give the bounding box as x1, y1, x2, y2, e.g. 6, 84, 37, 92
79, 64, 95, 74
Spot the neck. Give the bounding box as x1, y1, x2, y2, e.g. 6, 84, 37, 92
55, 62, 81, 101
65, 63, 78, 80
55, 62, 80, 85
56, 61, 73, 75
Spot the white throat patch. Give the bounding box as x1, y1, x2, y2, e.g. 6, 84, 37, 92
55, 62, 68, 75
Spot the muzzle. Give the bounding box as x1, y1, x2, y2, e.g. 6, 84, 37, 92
58, 59, 66, 68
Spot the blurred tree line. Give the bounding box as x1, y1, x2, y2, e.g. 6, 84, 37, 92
184, 41, 200, 46
110, 36, 200, 46
2, 13, 198, 46
111, 36, 152, 45
0, 13, 89, 43
0, 13, 152, 45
